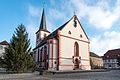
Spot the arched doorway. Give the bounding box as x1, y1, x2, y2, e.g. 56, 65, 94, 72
74, 42, 79, 69
75, 58, 79, 68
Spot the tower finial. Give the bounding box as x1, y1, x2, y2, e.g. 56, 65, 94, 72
73, 8, 77, 16
74, 10, 76, 15
43, 1, 45, 9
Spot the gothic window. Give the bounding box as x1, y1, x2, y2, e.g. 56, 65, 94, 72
74, 42, 79, 56
44, 46, 47, 68
40, 48, 43, 62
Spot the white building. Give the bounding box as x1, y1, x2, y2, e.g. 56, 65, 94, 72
33, 9, 91, 71
103, 49, 120, 69
0, 41, 9, 59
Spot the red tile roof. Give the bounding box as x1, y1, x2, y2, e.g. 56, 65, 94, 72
103, 49, 120, 60
0, 41, 9, 45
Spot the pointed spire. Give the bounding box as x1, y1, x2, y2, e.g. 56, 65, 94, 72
39, 9, 47, 31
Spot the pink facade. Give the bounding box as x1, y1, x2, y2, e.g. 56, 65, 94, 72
33, 9, 91, 70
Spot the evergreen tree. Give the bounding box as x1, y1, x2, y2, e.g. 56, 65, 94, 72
3, 24, 36, 73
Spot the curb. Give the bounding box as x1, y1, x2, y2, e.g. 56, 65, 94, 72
41, 69, 110, 75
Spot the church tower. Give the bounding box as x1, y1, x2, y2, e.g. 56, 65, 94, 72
36, 9, 50, 46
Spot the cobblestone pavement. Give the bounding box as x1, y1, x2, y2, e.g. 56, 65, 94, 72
0, 70, 120, 80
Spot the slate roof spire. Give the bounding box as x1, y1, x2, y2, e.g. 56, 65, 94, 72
39, 8, 47, 31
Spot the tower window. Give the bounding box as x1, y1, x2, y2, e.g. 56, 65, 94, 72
37, 34, 39, 39
44, 33, 47, 38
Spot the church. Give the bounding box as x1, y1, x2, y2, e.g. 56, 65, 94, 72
33, 9, 91, 70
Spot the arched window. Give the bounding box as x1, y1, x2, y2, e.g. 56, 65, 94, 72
74, 42, 79, 56
37, 49, 39, 63
40, 48, 43, 62
44, 46, 47, 68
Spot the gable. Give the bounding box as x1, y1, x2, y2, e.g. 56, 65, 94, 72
60, 15, 89, 42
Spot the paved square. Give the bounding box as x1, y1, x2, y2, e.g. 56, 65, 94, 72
0, 70, 120, 80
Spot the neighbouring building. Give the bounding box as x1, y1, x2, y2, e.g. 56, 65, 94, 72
0, 41, 9, 59
103, 49, 120, 69
33, 9, 91, 70
90, 52, 103, 69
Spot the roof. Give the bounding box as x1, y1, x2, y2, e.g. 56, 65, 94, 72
0, 41, 9, 45
103, 49, 120, 60
34, 15, 89, 50
75, 15, 89, 40
90, 52, 101, 58
33, 16, 71, 50
36, 9, 48, 33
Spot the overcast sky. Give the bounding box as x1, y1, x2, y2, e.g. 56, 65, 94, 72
0, 0, 120, 56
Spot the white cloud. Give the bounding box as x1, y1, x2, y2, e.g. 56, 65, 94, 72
26, 22, 38, 48
90, 31, 120, 56
48, 8, 66, 20
70, 0, 120, 30
27, 4, 67, 48
28, 4, 41, 17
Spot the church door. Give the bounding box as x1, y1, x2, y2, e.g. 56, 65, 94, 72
75, 58, 79, 68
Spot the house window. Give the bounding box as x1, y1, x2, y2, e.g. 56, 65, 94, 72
0, 45, 3, 50
74, 42, 79, 56
109, 64, 111, 67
